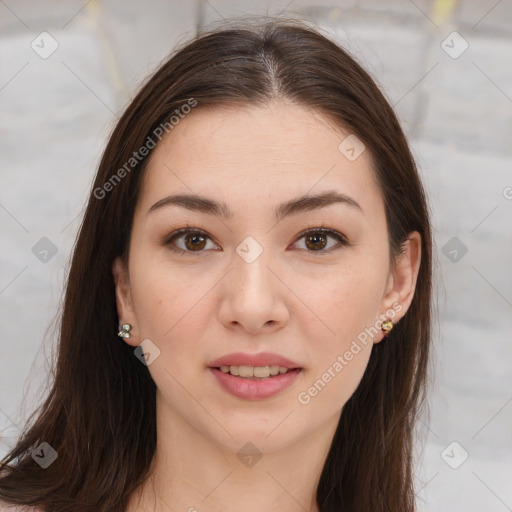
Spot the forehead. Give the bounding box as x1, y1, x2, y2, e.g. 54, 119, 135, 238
137, 101, 380, 218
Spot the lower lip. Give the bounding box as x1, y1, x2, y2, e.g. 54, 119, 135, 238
208, 367, 303, 400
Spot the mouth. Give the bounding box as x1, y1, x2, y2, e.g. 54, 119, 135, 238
212, 365, 302, 379
208, 365, 303, 400
207, 352, 304, 399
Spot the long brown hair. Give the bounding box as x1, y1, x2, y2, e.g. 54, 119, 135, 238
0, 18, 432, 512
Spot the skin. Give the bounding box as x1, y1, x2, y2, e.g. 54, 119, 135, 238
113, 100, 421, 512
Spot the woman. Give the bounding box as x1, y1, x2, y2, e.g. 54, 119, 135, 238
0, 18, 432, 512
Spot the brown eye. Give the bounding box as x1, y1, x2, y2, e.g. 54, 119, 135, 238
294, 228, 348, 254
163, 226, 348, 257
183, 233, 207, 251
304, 233, 328, 251
164, 228, 218, 255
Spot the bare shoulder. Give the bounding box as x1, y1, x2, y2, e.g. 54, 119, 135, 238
0, 504, 43, 512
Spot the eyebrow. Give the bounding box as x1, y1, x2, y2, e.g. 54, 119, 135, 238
147, 190, 362, 222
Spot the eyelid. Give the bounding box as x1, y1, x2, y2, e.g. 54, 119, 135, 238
161, 225, 218, 252
162, 224, 349, 255
295, 225, 348, 245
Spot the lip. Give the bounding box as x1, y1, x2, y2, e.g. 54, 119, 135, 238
208, 367, 303, 400
208, 352, 302, 369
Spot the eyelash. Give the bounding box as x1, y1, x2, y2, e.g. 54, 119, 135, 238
161, 224, 349, 257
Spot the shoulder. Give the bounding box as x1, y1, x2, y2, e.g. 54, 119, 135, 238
0, 504, 42, 512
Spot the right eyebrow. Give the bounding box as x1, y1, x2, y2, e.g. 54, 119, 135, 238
147, 190, 363, 221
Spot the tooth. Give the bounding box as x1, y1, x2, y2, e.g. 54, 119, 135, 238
238, 365, 254, 378
223, 365, 292, 378
253, 366, 271, 378
269, 365, 280, 376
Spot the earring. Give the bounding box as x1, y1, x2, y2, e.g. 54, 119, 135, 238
118, 323, 132, 339
381, 319, 394, 337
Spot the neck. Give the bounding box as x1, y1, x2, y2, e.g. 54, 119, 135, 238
127, 392, 340, 512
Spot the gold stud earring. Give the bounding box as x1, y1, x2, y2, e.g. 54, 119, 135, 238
118, 323, 132, 339
381, 319, 394, 337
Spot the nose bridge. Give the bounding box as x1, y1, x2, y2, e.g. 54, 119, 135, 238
217, 229, 291, 333
233, 235, 273, 297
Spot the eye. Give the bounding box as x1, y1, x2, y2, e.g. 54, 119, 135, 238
163, 227, 219, 255
162, 225, 349, 256
292, 227, 349, 254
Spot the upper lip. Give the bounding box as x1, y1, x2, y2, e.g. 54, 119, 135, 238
209, 352, 302, 369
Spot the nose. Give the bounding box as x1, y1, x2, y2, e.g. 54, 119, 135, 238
217, 248, 289, 335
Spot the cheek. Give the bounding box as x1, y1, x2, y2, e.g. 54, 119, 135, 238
296, 274, 380, 413
298, 257, 386, 402
298, 342, 373, 413
129, 249, 215, 346
315, 263, 386, 345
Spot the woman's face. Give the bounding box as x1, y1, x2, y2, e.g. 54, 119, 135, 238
113, 101, 419, 454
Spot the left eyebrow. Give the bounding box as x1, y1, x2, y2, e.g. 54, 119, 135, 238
147, 190, 363, 221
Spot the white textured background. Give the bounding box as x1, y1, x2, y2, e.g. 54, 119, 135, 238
1, 1, 511, 511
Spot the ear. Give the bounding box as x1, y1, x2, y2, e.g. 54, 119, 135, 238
112, 256, 138, 346
375, 231, 422, 344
